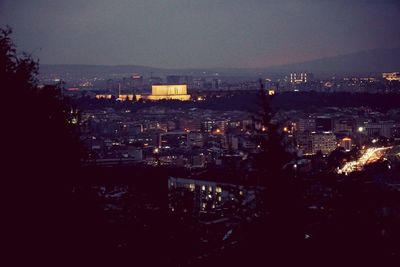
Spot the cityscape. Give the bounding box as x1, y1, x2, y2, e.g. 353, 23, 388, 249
2, 1, 400, 266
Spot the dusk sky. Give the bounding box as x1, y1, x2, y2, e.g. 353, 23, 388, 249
1, 0, 399, 68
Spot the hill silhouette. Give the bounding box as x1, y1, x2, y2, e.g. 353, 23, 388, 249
41, 47, 400, 78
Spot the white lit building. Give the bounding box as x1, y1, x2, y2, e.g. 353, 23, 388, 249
290, 72, 310, 84
297, 131, 337, 155
311, 132, 337, 155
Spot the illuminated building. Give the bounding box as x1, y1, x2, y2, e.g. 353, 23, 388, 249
117, 94, 135, 101
340, 137, 352, 151
215, 120, 228, 132
298, 117, 316, 133
159, 131, 188, 148
290, 72, 312, 84
168, 177, 256, 215
311, 132, 337, 155
297, 131, 337, 155
202, 120, 215, 133
382, 72, 400, 81
179, 118, 202, 132
137, 85, 190, 101
95, 94, 113, 99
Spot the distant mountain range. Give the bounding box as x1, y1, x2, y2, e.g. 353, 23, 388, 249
40, 47, 400, 79
266, 46, 400, 75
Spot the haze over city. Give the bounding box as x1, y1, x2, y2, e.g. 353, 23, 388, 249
1, 0, 400, 68
2, 1, 400, 266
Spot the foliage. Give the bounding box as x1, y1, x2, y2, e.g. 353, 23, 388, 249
251, 79, 293, 179
2, 26, 83, 263
2, 26, 82, 176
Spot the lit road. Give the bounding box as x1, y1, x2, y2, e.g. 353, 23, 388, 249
337, 146, 392, 175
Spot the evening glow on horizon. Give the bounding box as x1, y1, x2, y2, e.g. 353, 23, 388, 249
0, 0, 399, 68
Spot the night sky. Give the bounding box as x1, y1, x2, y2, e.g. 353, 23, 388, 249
1, 0, 399, 68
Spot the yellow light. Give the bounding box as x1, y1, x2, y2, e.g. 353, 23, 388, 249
151, 84, 187, 96
137, 84, 191, 101
144, 94, 190, 101
117, 94, 135, 101
96, 94, 113, 99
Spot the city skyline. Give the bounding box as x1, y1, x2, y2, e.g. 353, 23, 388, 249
1, 0, 399, 68
2, 1, 400, 263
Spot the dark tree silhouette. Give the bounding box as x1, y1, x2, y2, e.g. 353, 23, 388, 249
251, 79, 293, 179
2, 26, 84, 264
206, 79, 306, 265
